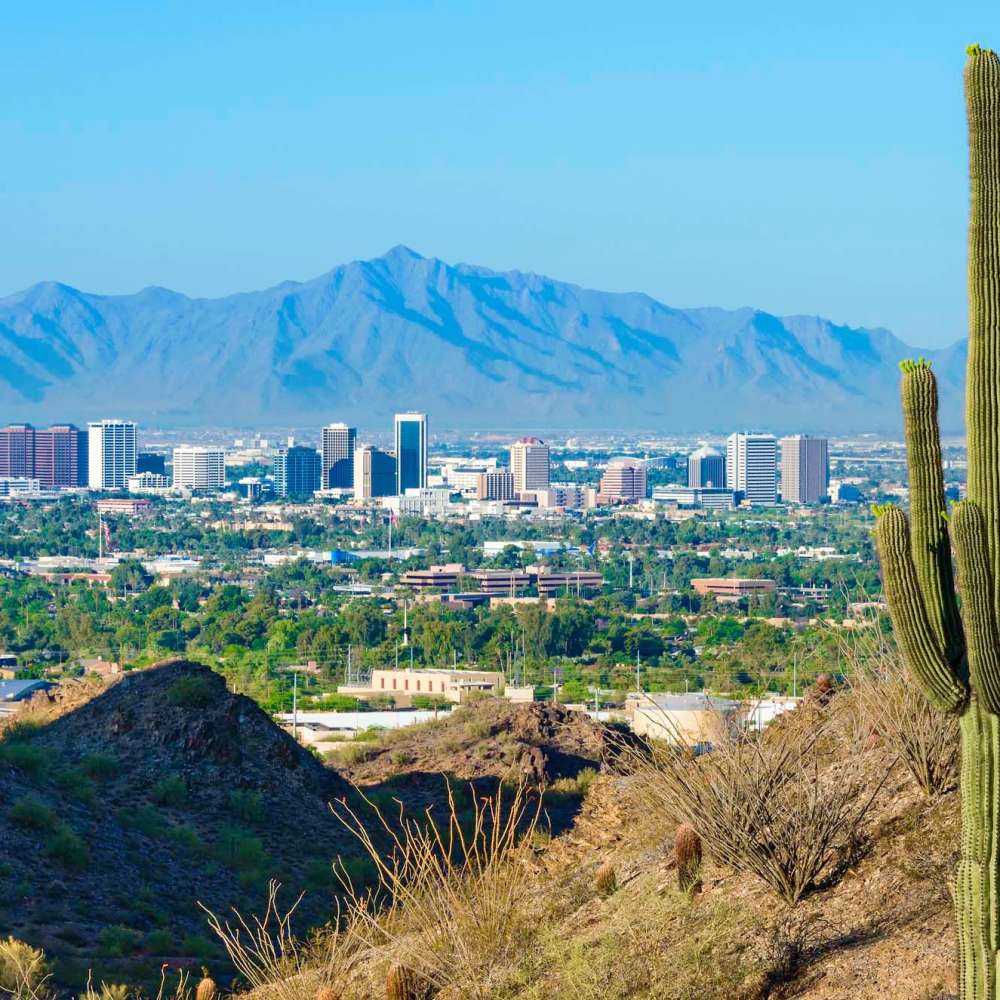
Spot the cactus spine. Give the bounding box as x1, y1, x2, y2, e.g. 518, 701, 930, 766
875, 45, 1000, 999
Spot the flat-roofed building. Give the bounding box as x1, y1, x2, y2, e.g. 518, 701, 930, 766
726, 432, 777, 506
691, 577, 776, 602
399, 563, 466, 590
88, 420, 138, 490
628, 692, 741, 747
780, 434, 829, 504
470, 569, 532, 595
652, 485, 735, 510
534, 569, 604, 597
510, 437, 550, 495
172, 446, 226, 490
339, 667, 504, 707
599, 459, 647, 502
354, 445, 396, 500
321, 423, 357, 489
476, 470, 516, 501
687, 445, 726, 489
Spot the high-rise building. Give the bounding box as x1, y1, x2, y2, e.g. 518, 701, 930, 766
35, 425, 87, 488
780, 435, 830, 504
0, 425, 35, 479
687, 445, 726, 489
88, 420, 138, 490
0, 424, 87, 488
394, 413, 427, 493
273, 446, 322, 497
476, 470, 516, 501
726, 432, 778, 506
510, 437, 550, 495
353, 445, 397, 500
137, 452, 166, 476
321, 423, 357, 489
599, 459, 648, 502
172, 446, 226, 490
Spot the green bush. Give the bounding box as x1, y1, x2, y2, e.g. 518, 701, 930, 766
9, 796, 56, 831
167, 673, 217, 708
81, 753, 118, 781
98, 925, 140, 958
336, 855, 377, 888
150, 775, 187, 808
144, 929, 174, 955
0, 741, 49, 778
227, 789, 264, 823
166, 824, 202, 852
215, 825, 269, 873
45, 826, 89, 869
180, 934, 215, 959
117, 805, 166, 837
52, 767, 96, 804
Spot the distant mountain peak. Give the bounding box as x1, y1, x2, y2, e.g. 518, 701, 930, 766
0, 250, 966, 432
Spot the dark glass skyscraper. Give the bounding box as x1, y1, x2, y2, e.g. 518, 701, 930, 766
393, 412, 427, 494
321, 423, 357, 488
274, 446, 322, 497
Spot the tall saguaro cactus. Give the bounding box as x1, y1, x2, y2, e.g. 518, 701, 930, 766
875, 45, 1000, 998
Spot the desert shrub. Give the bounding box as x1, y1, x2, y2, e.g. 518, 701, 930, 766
45, 825, 89, 869
0, 936, 51, 999
117, 805, 167, 838
98, 925, 140, 958
9, 796, 56, 831
844, 631, 958, 798
228, 789, 264, 823
81, 752, 118, 781
180, 934, 216, 959
336, 743, 377, 765
166, 823, 202, 852
332, 781, 542, 1000
547, 768, 599, 802
52, 766, 96, 804
167, 673, 216, 708
142, 928, 176, 955
203, 881, 365, 1000
0, 741, 49, 778
625, 716, 885, 905
215, 825, 269, 873
150, 775, 187, 808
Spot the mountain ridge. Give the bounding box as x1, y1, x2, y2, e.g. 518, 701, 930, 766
0, 247, 967, 432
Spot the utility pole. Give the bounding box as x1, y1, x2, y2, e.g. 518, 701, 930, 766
292, 670, 298, 741
636, 647, 641, 693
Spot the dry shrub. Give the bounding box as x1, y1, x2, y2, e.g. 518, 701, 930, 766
0, 937, 50, 1000
331, 781, 541, 1000
202, 881, 364, 1000
842, 627, 958, 798
624, 710, 886, 905
594, 861, 617, 897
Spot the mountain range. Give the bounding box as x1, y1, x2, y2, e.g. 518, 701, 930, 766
0, 246, 968, 432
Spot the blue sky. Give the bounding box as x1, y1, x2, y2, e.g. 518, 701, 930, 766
3, 1, 999, 347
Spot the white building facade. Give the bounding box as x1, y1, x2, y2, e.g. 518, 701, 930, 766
171, 446, 226, 490
726, 432, 778, 506
88, 420, 138, 490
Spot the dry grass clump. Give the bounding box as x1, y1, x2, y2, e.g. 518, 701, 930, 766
594, 861, 617, 897
624, 710, 887, 905
842, 629, 959, 798
0, 937, 51, 1000
331, 781, 542, 1000
203, 881, 365, 1000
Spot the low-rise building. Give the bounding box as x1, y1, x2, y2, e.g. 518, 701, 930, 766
691, 577, 776, 602
339, 667, 504, 707
628, 692, 740, 747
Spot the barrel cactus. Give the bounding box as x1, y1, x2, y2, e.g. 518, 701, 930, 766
874, 44, 1000, 999
595, 860, 617, 896
674, 824, 702, 894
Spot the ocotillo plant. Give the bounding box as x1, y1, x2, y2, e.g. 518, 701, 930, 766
874, 45, 1000, 999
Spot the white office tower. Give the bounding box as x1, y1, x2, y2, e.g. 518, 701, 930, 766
88, 420, 138, 490
726, 432, 778, 506
321, 423, 357, 489
510, 437, 550, 495
172, 446, 226, 490
780, 435, 829, 504
394, 412, 428, 492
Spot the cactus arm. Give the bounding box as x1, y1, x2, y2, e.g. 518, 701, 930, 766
953, 502, 1000, 713
876, 506, 968, 712
966, 45, 1000, 607
900, 360, 966, 666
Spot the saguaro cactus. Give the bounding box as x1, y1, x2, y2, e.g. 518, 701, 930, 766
875, 45, 1000, 999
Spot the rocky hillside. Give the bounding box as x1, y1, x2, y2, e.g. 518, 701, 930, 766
0, 247, 966, 431
0, 662, 357, 988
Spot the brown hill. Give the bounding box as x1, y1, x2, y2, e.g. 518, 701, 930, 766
0, 661, 355, 989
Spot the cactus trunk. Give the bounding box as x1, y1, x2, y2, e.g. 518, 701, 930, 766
957, 703, 1000, 997
875, 46, 1000, 999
